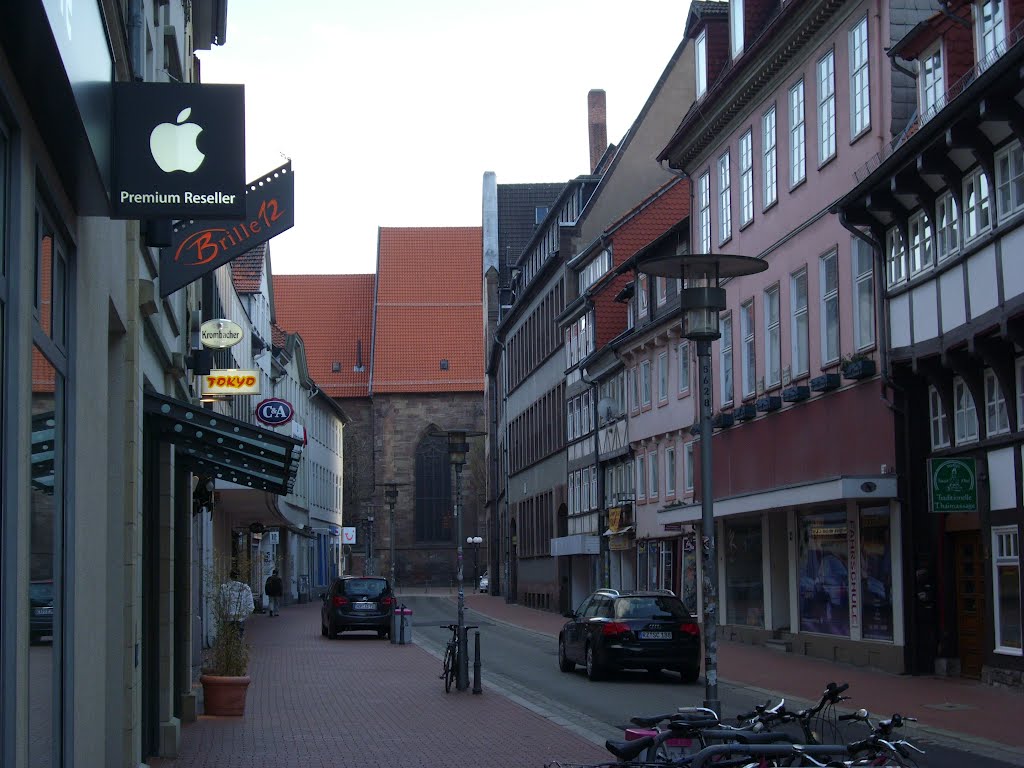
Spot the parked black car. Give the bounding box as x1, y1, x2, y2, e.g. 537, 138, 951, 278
30, 579, 54, 645
320, 576, 395, 639
558, 588, 700, 682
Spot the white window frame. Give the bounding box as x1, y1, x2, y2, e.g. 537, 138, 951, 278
730, 0, 744, 58
763, 106, 778, 208
929, 386, 950, 449
567, 400, 575, 442
954, 376, 979, 444
696, 30, 708, 97
629, 367, 639, 412
791, 268, 809, 378
765, 285, 781, 388
719, 150, 733, 244
852, 237, 875, 351
936, 192, 959, 261
977, 0, 1007, 65
739, 130, 754, 226
741, 299, 756, 398
678, 341, 691, 395
963, 168, 992, 242
656, 276, 668, 307
648, 450, 659, 500
886, 226, 907, 287
909, 210, 934, 276
820, 250, 840, 366
641, 359, 652, 407
789, 79, 806, 186
698, 170, 712, 253
996, 141, 1024, 221
638, 273, 649, 318
1017, 357, 1024, 430
850, 15, 871, 138
817, 49, 836, 163
992, 525, 1021, 655
658, 351, 669, 403
920, 44, 944, 118
684, 442, 695, 492
665, 446, 676, 497
721, 312, 734, 406
637, 454, 647, 499
985, 368, 1010, 436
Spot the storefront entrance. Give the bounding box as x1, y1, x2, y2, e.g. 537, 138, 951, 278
954, 531, 985, 678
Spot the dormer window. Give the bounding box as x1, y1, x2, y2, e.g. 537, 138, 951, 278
920, 45, 944, 118
977, 0, 1006, 65
696, 30, 708, 97
730, 0, 744, 58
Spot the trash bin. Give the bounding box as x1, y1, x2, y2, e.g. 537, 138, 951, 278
391, 606, 413, 645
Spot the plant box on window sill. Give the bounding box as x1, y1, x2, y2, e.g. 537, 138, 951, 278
735, 404, 757, 421
842, 359, 876, 380
711, 411, 735, 429
756, 395, 782, 412
809, 373, 841, 392
781, 385, 810, 403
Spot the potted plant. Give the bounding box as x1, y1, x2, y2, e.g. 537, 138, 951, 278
200, 554, 253, 716
841, 352, 877, 380
782, 384, 810, 402
809, 372, 841, 392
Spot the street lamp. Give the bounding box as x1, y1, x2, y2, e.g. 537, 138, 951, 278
638, 248, 767, 716
467, 536, 483, 589
430, 427, 485, 692
378, 482, 410, 590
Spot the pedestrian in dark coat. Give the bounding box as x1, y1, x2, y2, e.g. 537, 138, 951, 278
265, 569, 284, 616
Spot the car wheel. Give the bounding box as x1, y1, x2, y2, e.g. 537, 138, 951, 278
320, 619, 328, 637
585, 643, 603, 681
378, 629, 388, 639
678, 666, 700, 683
558, 636, 575, 673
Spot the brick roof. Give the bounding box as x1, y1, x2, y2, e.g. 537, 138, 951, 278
270, 322, 288, 350
231, 244, 266, 294
373, 227, 484, 394
272, 274, 374, 399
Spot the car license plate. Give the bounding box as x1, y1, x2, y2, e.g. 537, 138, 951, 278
354, 601, 374, 610
639, 630, 671, 640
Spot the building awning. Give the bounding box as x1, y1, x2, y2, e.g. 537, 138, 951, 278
144, 391, 303, 495
550, 534, 600, 556
603, 525, 635, 536
216, 487, 315, 537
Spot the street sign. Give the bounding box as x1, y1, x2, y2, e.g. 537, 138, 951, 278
342, 526, 357, 545
928, 457, 977, 513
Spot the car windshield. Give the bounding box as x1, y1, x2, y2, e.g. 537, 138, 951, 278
30, 582, 53, 606
614, 596, 689, 620
343, 579, 387, 598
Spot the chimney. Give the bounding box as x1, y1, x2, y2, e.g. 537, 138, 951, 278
588, 89, 607, 174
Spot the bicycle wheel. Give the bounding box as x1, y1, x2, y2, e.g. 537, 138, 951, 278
442, 642, 456, 693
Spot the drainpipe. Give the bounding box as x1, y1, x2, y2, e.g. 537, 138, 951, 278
581, 363, 606, 588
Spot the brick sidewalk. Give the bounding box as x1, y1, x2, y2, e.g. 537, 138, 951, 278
151, 600, 608, 768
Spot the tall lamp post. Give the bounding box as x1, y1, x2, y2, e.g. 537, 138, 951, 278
467, 536, 483, 589
638, 249, 766, 716
378, 482, 410, 590
431, 427, 484, 692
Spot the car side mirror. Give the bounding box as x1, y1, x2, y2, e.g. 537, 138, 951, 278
563, 610, 575, 619
319, 592, 327, 601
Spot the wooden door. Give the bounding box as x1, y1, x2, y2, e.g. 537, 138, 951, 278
954, 532, 985, 678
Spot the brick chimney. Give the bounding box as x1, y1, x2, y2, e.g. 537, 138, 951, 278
588, 89, 607, 174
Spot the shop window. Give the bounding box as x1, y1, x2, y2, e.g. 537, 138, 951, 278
992, 526, 1021, 653
860, 508, 894, 641
798, 510, 850, 637
725, 519, 764, 627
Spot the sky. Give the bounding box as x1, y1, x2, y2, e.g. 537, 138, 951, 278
198, 1, 691, 275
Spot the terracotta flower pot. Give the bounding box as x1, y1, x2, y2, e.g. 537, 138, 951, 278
200, 674, 251, 716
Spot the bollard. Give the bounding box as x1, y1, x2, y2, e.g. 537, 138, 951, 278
472, 630, 482, 694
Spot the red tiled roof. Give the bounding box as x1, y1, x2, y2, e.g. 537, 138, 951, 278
373, 227, 483, 394
270, 322, 288, 350
231, 244, 266, 294
273, 274, 375, 399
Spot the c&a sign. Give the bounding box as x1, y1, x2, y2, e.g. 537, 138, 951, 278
201, 370, 261, 396
255, 398, 295, 427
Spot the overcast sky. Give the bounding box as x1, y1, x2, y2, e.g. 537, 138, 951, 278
198, 1, 690, 275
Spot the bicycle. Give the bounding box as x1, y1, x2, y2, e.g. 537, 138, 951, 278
438, 623, 478, 692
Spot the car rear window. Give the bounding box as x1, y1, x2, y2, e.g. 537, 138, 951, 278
342, 579, 388, 598
614, 596, 689, 620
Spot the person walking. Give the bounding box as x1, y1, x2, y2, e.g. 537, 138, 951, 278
265, 568, 283, 617
220, 570, 255, 638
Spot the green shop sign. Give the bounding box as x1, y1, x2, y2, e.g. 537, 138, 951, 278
928, 458, 977, 513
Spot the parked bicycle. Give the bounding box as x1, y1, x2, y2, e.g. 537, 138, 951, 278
438, 623, 478, 693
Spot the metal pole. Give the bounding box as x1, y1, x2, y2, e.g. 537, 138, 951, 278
389, 500, 396, 588
472, 630, 482, 694
455, 464, 468, 691
697, 340, 720, 716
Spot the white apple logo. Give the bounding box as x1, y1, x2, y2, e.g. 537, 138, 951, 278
149, 107, 205, 173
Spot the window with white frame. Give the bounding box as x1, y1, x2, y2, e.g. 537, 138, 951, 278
699, 170, 712, 253
637, 454, 647, 499
741, 299, 756, 397
909, 211, 934, 275
719, 150, 732, 244
852, 237, 875, 351
739, 130, 754, 226
579, 249, 612, 293
820, 251, 840, 365
791, 268, 809, 378
629, 367, 639, 412
638, 273, 649, 317
591, 467, 598, 509
978, 0, 1007, 65
936, 193, 959, 260
721, 312, 734, 405
985, 368, 1010, 436
567, 400, 575, 441
963, 169, 992, 241
649, 451, 659, 499
765, 285, 781, 387
929, 386, 950, 448
954, 376, 979, 443
656, 276, 668, 306
996, 142, 1024, 220
920, 46, 944, 117
666, 447, 676, 497
696, 30, 708, 97
684, 442, 695, 491
678, 341, 691, 395
789, 80, 806, 185
658, 351, 669, 402
763, 106, 778, 208
992, 525, 1021, 653
730, 0, 744, 57
1018, 357, 1024, 429
886, 227, 907, 286
641, 359, 652, 407
850, 15, 871, 137
817, 50, 836, 163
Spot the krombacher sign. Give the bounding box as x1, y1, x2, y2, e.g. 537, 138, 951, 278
928, 457, 977, 513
